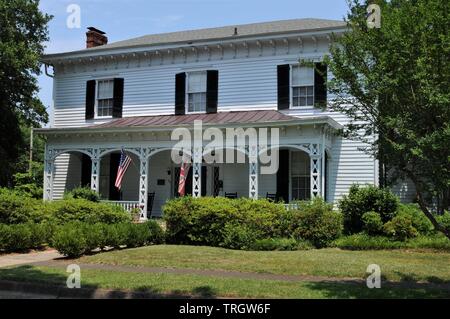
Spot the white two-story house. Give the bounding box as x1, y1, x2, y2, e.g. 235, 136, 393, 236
38, 18, 413, 219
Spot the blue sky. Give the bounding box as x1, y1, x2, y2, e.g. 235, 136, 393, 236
38, 0, 350, 124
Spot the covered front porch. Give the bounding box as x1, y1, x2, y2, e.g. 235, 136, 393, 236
38, 111, 341, 220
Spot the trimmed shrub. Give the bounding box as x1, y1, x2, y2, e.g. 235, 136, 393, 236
45, 199, 131, 225
362, 211, 384, 235
82, 223, 107, 252
27, 222, 55, 249
144, 220, 165, 244
339, 184, 399, 234
51, 222, 87, 257
64, 187, 100, 202
0, 188, 47, 224
287, 198, 343, 248
0, 223, 53, 252
334, 234, 404, 250
122, 223, 150, 248
383, 214, 418, 241
396, 203, 434, 235
251, 238, 311, 251
221, 223, 260, 250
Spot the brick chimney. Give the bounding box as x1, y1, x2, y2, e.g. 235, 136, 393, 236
86, 27, 108, 48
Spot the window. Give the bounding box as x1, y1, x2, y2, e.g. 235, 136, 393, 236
97, 79, 114, 117
291, 151, 311, 201
291, 65, 314, 107
187, 71, 207, 113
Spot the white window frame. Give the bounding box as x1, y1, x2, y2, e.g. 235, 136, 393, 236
95, 78, 114, 119
290, 64, 315, 109
185, 71, 207, 114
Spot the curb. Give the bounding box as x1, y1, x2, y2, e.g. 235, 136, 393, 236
0, 280, 200, 299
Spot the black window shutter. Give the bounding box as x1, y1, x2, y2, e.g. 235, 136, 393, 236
113, 78, 124, 118
276, 149, 290, 202
277, 64, 290, 110
85, 80, 96, 120
206, 70, 219, 114
175, 72, 186, 115
314, 62, 327, 107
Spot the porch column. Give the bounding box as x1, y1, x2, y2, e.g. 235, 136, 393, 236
90, 148, 100, 194
249, 145, 259, 199
192, 146, 202, 198
139, 148, 149, 220
43, 146, 54, 201
310, 143, 322, 198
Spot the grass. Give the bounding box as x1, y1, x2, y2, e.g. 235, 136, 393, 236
0, 265, 449, 299
78, 245, 450, 283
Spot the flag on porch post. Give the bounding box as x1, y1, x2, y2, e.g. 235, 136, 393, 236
178, 155, 191, 197
115, 149, 132, 190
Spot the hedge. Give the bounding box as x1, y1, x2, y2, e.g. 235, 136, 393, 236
0, 223, 55, 252
163, 196, 342, 249
51, 220, 164, 257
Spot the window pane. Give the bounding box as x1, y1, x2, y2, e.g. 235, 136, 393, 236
299, 97, 306, 106
98, 80, 113, 99
188, 72, 206, 93
307, 96, 314, 106
292, 66, 314, 86
188, 93, 206, 112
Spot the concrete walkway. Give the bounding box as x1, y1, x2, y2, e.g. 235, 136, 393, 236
0, 250, 63, 268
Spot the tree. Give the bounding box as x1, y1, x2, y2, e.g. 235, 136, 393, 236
325, 0, 450, 238
0, 0, 51, 185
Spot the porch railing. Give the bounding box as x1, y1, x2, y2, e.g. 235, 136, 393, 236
102, 201, 140, 212
283, 203, 300, 211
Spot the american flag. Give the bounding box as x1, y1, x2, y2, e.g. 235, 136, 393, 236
115, 149, 132, 190
178, 156, 191, 197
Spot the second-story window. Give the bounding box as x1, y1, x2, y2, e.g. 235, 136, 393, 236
187, 71, 207, 113
97, 79, 114, 117
291, 65, 314, 107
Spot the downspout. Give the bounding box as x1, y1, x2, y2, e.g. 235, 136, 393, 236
44, 63, 54, 78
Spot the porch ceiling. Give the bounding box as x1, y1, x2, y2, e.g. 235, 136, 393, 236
36, 111, 342, 135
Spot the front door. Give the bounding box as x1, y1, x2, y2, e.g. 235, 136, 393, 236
109, 153, 121, 200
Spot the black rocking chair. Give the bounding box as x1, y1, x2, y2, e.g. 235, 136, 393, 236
147, 192, 156, 217
225, 192, 238, 199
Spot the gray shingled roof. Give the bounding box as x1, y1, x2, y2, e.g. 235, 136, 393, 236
89, 18, 345, 51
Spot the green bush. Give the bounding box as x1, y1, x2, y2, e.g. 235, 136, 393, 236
144, 220, 165, 244
221, 223, 260, 250
437, 211, 450, 233
122, 223, 150, 248
0, 223, 53, 252
396, 203, 434, 235
383, 214, 418, 241
64, 187, 100, 202
45, 199, 131, 224
251, 238, 311, 251
334, 233, 450, 250
13, 172, 43, 199
51, 222, 87, 257
286, 198, 343, 248
82, 223, 107, 252
0, 188, 47, 224
339, 184, 399, 234
164, 196, 288, 246
361, 211, 384, 235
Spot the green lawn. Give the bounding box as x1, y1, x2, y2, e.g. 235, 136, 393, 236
79, 245, 450, 283
1, 245, 449, 298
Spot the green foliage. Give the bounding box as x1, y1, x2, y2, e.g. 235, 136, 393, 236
221, 223, 260, 250
44, 199, 131, 224
325, 0, 450, 221
251, 238, 311, 251
52, 222, 87, 258
334, 233, 450, 250
164, 197, 341, 249
362, 211, 384, 235
286, 198, 343, 248
339, 184, 399, 234
0, 188, 47, 224
82, 223, 107, 252
13, 170, 43, 199
436, 212, 450, 233
396, 204, 434, 235
0, 0, 52, 185
64, 187, 100, 202
144, 220, 165, 244
0, 222, 53, 252
383, 215, 419, 241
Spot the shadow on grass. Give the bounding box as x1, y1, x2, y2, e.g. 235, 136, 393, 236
303, 279, 450, 299
0, 265, 217, 299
